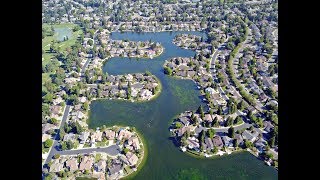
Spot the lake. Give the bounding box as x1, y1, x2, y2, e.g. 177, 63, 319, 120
88, 31, 278, 179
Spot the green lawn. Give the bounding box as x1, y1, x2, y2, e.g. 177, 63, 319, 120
42, 23, 83, 86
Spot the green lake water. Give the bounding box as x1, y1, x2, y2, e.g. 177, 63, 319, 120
88, 32, 278, 179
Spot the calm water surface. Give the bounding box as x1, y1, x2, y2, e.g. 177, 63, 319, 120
88, 31, 278, 179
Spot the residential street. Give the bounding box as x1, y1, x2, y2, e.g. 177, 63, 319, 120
80, 58, 92, 76
57, 145, 121, 157
210, 39, 229, 101
44, 105, 71, 165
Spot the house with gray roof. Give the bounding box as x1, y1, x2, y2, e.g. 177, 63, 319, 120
222, 136, 234, 148
78, 132, 90, 144
63, 133, 76, 142
263, 121, 274, 133
205, 137, 213, 151
242, 130, 259, 142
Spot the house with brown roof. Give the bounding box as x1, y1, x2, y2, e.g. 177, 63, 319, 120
126, 152, 139, 166
117, 129, 133, 140
212, 135, 223, 149
91, 131, 103, 142
104, 129, 116, 140
79, 156, 93, 171
42, 123, 56, 134
127, 137, 140, 150
65, 158, 78, 172
49, 159, 63, 172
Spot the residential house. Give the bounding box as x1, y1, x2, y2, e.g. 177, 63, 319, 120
42, 134, 51, 143
222, 136, 234, 148
105, 129, 116, 140
254, 138, 268, 153
187, 137, 200, 150
179, 116, 190, 126
212, 135, 223, 149
242, 130, 259, 142
50, 105, 61, 116
127, 137, 140, 150
91, 131, 103, 142
65, 158, 78, 172
204, 114, 213, 122
263, 121, 274, 133
42, 123, 55, 134
126, 152, 139, 166
49, 159, 63, 172
117, 129, 133, 140
63, 133, 76, 142
204, 137, 214, 151
95, 160, 107, 172
108, 164, 122, 176
79, 132, 90, 144
234, 134, 244, 146
79, 156, 93, 171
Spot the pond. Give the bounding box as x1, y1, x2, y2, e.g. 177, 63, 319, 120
55, 27, 72, 42
88, 31, 278, 179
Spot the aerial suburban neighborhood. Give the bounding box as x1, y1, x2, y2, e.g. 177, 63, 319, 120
42, 0, 277, 179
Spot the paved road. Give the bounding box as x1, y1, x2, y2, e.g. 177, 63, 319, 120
80, 58, 92, 76
44, 105, 71, 165
57, 145, 121, 157
209, 39, 229, 101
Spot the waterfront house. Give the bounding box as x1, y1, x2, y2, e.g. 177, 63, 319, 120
79, 132, 90, 144
235, 134, 244, 146
105, 129, 116, 140
205, 137, 214, 151
126, 152, 139, 166
222, 136, 234, 148
212, 135, 223, 149
127, 137, 140, 150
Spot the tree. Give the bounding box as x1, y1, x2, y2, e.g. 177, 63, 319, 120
228, 126, 235, 138
244, 140, 253, 149
60, 141, 67, 151
88, 39, 93, 46
53, 154, 60, 159
181, 136, 187, 146
207, 129, 215, 138
83, 102, 89, 111
44, 139, 53, 148
226, 116, 234, 126
269, 137, 275, 147
234, 116, 243, 125
175, 122, 182, 129
197, 105, 204, 119
49, 118, 58, 125
164, 66, 173, 75
123, 148, 129, 154
59, 128, 65, 141
234, 139, 238, 148
66, 140, 74, 150
217, 106, 223, 115
212, 146, 218, 154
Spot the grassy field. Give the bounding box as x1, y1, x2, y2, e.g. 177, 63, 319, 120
42, 23, 83, 85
